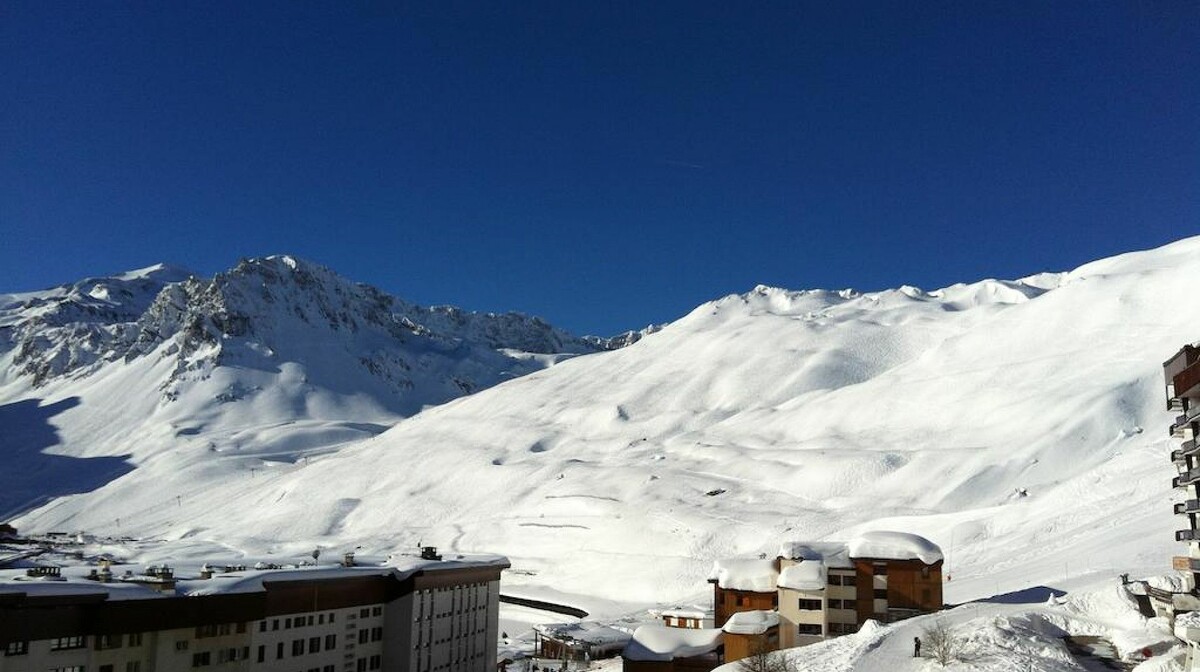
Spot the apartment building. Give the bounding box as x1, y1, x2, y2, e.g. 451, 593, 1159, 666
0, 550, 508, 672
1163, 344, 1200, 670
709, 531, 943, 651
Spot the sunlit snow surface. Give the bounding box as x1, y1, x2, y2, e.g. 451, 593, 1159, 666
3, 238, 1200, 631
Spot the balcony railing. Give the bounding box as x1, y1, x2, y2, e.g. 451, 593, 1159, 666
1177, 529, 1200, 542
1175, 469, 1200, 488
1176, 500, 1200, 515
1173, 416, 1196, 438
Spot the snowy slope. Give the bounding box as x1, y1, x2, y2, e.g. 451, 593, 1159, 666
0, 256, 605, 519
8, 238, 1200, 615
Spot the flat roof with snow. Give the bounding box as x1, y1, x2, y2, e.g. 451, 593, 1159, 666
623, 626, 724, 662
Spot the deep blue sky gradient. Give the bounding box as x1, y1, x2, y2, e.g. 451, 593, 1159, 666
2, 2, 1197, 335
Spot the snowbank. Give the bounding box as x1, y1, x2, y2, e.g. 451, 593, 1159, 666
722, 610, 780, 635
622, 626, 723, 662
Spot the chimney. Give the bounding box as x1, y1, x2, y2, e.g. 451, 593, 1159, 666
342, 552, 356, 567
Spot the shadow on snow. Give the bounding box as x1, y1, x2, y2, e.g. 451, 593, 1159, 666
0, 397, 134, 521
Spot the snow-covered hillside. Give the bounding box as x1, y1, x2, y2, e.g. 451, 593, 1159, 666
6, 238, 1200, 615
0, 255, 605, 519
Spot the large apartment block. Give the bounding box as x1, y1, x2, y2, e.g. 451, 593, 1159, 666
0, 551, 508, 672
1168, 344, 1200, 589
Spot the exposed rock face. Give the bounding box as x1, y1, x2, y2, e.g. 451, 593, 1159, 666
1, 256, 619, 407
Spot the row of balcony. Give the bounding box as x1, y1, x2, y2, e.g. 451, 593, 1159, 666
1173, 439, 1200, 465
1174, 469, 1200, 488
1177, 500, 1200, 515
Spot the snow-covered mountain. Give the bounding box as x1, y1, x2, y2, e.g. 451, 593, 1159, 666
0, 255, 607, 519
5, 238, 1199, 615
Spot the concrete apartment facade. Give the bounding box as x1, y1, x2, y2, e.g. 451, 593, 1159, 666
0, 553, 507, 672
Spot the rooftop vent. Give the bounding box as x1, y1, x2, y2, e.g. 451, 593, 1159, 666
342, 552, 356, 567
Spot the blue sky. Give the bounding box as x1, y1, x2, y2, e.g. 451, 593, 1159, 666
2, 2, 1196, 335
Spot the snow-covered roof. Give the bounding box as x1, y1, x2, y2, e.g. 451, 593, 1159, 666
721, 610, 780, 635
709, 557, 778, 592
846, 531, 943, 564
0, 555, 510, 601
661, 607, 709, 619
778, 560, 825, 591
623, 626, 724, 662
777, 542, 853, 568
532, 621, 631, 646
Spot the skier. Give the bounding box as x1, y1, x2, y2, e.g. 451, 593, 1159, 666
913, 636, 922, 657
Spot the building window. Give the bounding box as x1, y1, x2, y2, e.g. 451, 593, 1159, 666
236, 622, 247, 634
357, 658, 368, 672
96, 634, 123, 650
51, 637, 87, 651
258, 646, 266, 663
921, 566, 930, 579
369, 655, 381, 670
371, 627, 383, 642
330, 613, 336, 623
308, 615, 315, 626
797, 598, 822, 611
829, 623, 857, 635
372, 607, 382, 617
128, 633, 143, 647
196, 625, 217, 638
51, 667, 85, 672
309, 637, 321, 653
5, 641, 28, 656
830, 571, 859, 588
192, 652, 211, 667
323, 666, 335, 672
319, 614, 325, 625
277, 642, 284, 660
325, 635, 337, 650
176, 641, 189, 652
797, 624, 822, 635
126, 662, 141, 672
286, 618, 293, 629
873, 589, 888, 599
292, 640, 305, 656
872, 565, 887, 576
273, 619, 280, 631
360, 608, 370, 618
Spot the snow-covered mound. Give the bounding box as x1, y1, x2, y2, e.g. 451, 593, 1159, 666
0, 256, 605, 519
8, 237, 1200, 613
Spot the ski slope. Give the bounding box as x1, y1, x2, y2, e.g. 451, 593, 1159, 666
6, 237, 1200, 616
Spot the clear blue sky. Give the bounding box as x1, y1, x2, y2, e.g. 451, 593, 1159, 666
2, 2, 1197, 335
